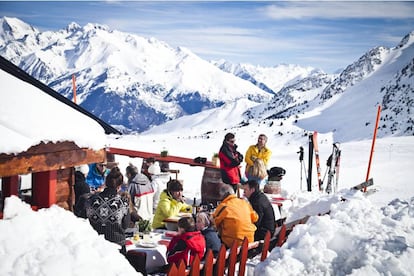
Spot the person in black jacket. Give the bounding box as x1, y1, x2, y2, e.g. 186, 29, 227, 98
74, 165, 91, 218
242, 179, 275, 241
218, 132, 243, 193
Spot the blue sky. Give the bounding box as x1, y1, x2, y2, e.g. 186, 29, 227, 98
1, 1, 414, 73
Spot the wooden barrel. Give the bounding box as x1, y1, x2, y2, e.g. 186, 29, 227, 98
263, 180, 281, 195
201, 167, 226, 206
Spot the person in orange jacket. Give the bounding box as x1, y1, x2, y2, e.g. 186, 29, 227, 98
213, 184, 258, 247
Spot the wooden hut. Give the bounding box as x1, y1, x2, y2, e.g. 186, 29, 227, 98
0, 56, 120, 216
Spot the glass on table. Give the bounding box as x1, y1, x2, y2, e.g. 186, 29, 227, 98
133, 232, 141, 241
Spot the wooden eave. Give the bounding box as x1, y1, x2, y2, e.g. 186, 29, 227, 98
0, 141, 105, 177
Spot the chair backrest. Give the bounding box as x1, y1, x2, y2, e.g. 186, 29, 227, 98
203, 249, 214, 276
227, 241, 239, 276
238, 237, 249, 276
261, 231, 271, 261
167, 263, 178, 276
189, 254, 201, 276
214, 244, 227, 276
277, 224, 287, 247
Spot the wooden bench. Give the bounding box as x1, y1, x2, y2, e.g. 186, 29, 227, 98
166, 215, 311, 275
167, 232, 273, 276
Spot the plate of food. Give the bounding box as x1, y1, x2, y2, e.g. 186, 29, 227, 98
137, 240, 157, 248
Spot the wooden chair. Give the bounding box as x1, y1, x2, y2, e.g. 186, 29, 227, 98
188, 254, 201, 276
214, 244, 227, 276
125, 251, 147, 276
276, 224, 287, 247
260, 231, 271, 261
167, 263, 179, 276
227, 241, 239, 276
202, 249, 214, 276
238, 238, 249, 276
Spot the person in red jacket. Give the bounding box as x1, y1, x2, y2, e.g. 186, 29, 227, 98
219, 132, 244, 192
166, 216, 206, 267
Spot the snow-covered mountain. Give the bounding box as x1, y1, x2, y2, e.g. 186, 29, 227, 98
212, 60, 321, 94
0, 17, 274, 132
1, 16, 413, 141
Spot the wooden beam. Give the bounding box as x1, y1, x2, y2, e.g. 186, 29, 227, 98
107, 147, 218, 169
0, 141, 105, 177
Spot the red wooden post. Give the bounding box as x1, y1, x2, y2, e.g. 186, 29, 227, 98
72, 74, 77, 104
364, 105, 381, 192
1, 175, 19, 212
32, 170, 57, 208
2, 175, 19, 197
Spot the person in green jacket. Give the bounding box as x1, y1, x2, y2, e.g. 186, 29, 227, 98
152, 179, 192, 229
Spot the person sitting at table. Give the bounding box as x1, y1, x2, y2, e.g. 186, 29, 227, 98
213, 184, 258, 247
242, 179, 276, 241
166, 216, 206, 267
86, 162, 109, 192
85, 167, 131, 253
196, 212, 221, 257
126, 163, 154, 221
152, 179, 192, 229
246, 158, 268, 188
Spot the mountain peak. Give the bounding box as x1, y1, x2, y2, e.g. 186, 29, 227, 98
396, 30, 414, 49
0, 16, 37, 42
65, 22, 81, 32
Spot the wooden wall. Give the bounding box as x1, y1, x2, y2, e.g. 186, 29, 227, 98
56, 168, 74, 211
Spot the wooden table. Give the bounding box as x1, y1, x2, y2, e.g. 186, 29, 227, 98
163, 212, 193, 231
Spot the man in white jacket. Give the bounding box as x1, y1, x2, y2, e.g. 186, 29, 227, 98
126, 164, 154, 221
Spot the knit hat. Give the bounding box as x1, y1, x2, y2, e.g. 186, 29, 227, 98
75, 164, 89, 175
148, 162, 161, 175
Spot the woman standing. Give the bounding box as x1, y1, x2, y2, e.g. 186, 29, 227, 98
218, 133, 243, 192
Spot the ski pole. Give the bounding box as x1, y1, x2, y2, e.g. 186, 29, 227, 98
297, 146, 305, 191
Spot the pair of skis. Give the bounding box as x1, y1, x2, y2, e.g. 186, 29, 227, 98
325, 142, 341, 194
310, 131, 341, 194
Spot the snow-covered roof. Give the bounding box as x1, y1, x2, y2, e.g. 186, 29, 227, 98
0, 56, 117, 155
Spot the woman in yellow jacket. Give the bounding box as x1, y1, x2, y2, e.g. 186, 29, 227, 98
213, 184, 258, 247
245, 134, 272, 174
152, 179, 192, 229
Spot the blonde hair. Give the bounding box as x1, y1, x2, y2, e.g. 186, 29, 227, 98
249, 158, 268, 179
197, 212, 211, 228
